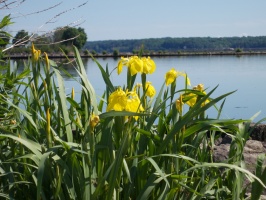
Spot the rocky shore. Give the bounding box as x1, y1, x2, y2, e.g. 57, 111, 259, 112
213, 124, 266, 198
213, 124, 266, 168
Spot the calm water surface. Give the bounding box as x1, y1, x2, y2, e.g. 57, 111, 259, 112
15, 55, 266, 122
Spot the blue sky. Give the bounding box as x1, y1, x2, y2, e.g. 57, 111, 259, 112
3, 0, 266, 41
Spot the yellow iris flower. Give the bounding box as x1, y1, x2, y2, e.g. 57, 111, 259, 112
90, 114, 100, 128
165, 68, 178, 85
31, 43, 41, 61
183, 93, 197, 107
117, 57, 129, 75
145, 81, 156, 98
142, 57, 156, 74
107, 88, 127, 111
179, 84, 209, 109
107, 88, 144, 120
128, 56, 143, 76
176, 95, 184, 113
125, 91, 144, 112
165, 68, 191, 86
193, 83, 204, 92
116, 56, 156, 76
194, 84, 210, 106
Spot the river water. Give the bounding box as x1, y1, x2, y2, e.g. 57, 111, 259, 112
13, 55, 266, 123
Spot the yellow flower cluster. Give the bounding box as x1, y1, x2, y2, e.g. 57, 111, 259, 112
31, 43, 41, 61
107, 88, 144, 119
165, 68, 190, 86
117, 56, 156, 76
176, 84, 209, 113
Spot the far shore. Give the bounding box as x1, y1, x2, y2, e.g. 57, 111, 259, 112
5, 50, 266, 59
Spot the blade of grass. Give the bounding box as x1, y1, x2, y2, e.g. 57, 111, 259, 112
37, 152, 52, 200
92, 56, 115, 92
106, 128, 130, 199
54, 68, 73, 142
137, 174, 164, 200
1, 94, 37, 130
251, 154, 266, 200
73, 46, 99, 115
0, 134, 42, 158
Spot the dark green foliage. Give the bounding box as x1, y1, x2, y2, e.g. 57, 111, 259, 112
61, 46, 70, 55
235, 48, 242, 53
53, 27, 65, 43
0, 15, 13, 47
83, 49, 89, 55
0, 33, 9, 47
90, 49, 97, 55
113, 49, 119, 57
84, 36, 266, 53
61, 26, 87, 49
12, 30, 29, 46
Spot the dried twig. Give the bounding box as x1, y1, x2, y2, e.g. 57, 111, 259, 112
0, 0, 25, 10
1, 0, 88, 52
11, 2, 62, 19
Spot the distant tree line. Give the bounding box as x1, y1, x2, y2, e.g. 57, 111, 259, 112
6, 32, 266, 56
84, 36, 266, 55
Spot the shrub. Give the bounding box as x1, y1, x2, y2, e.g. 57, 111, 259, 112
83, 49, 89, 55
90, 49, 97, 55
113, 49, 119, 57
236, 48, 242, 53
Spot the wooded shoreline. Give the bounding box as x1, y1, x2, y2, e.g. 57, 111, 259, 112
6, 50, 266, 59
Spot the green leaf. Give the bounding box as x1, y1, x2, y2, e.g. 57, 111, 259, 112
54, 67, 73, 142
73, 46, 99, 115
146, 157, 170, 188
106, 128, 130, 199
0, 134, 42, 158
251, 154, 266, 200
137, 174, 164, 200
92, 56, 115, 92
100, 110, 149, 119
1, 94, 38, 130
37, 152, 52, 200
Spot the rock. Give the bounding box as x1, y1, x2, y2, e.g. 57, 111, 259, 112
249, 124, 266, 142
213, 125, 266, 197
213, 124, 266, 164
213, 138, 266, 166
